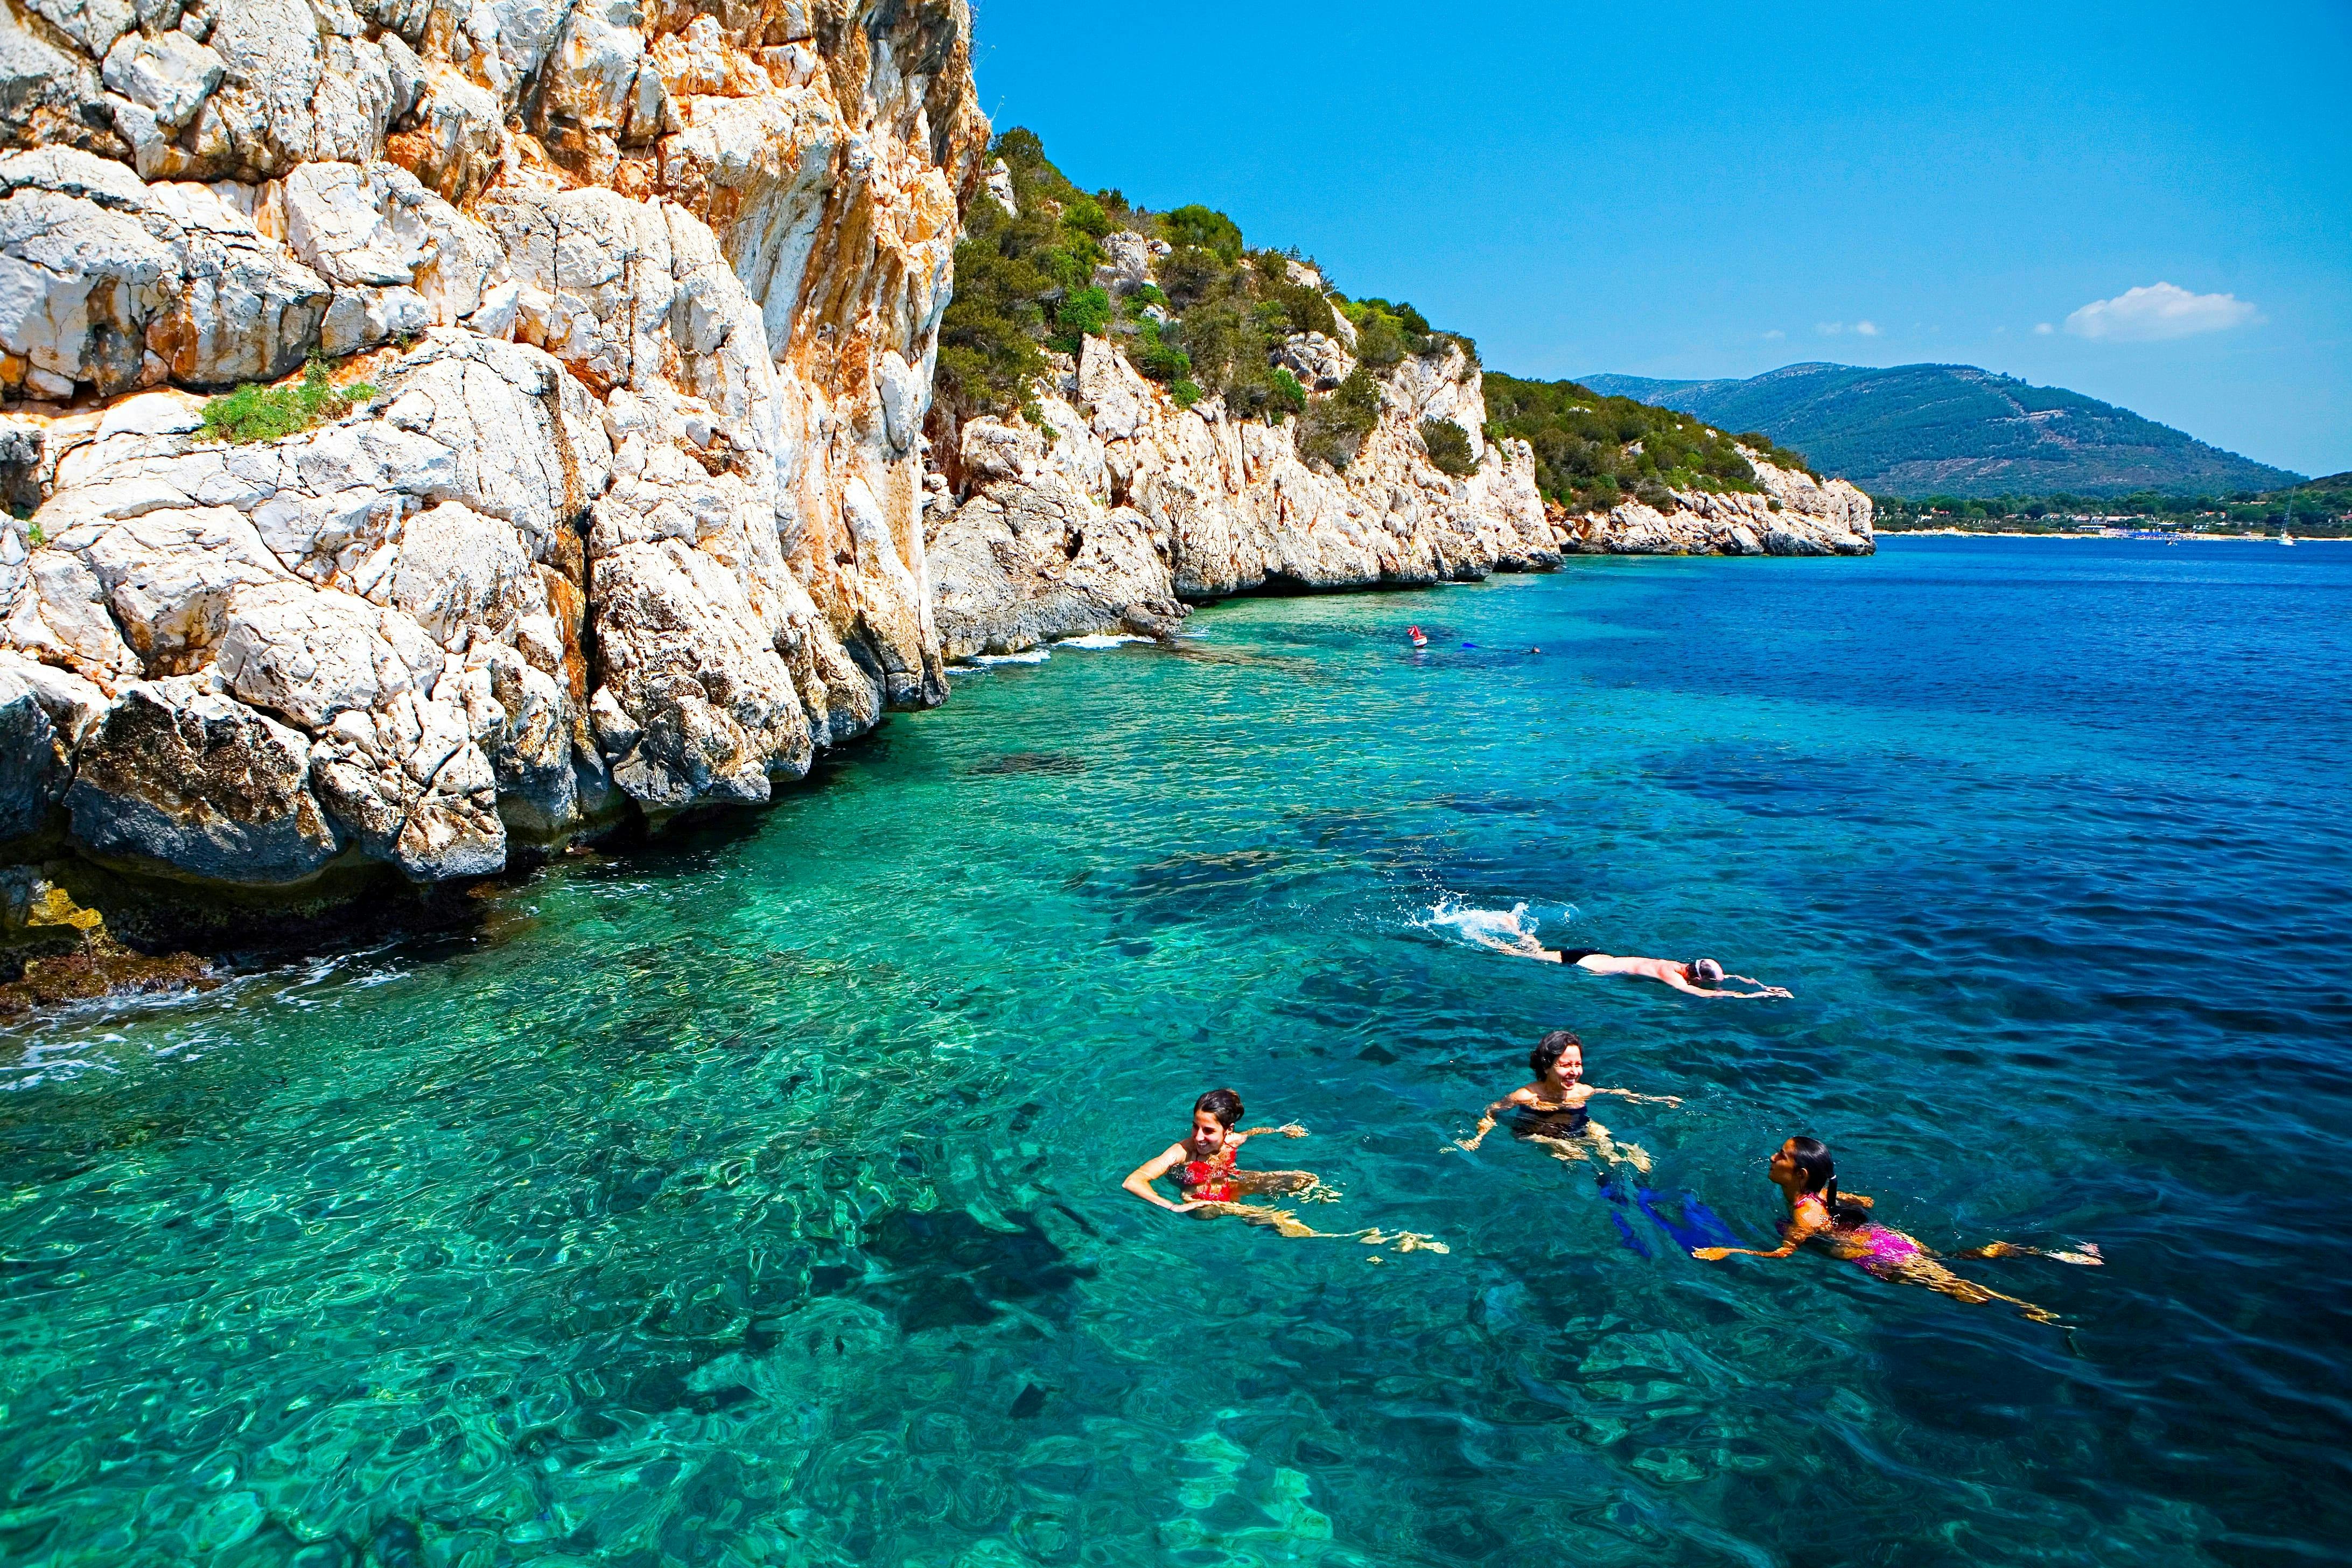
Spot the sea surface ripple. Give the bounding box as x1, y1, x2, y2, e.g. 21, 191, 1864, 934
2, 537, 2347, 1565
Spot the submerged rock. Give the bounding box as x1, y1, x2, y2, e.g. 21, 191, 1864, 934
0, 868, 214, 1013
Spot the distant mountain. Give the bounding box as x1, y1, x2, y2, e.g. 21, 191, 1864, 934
1577, 362, 2304, 499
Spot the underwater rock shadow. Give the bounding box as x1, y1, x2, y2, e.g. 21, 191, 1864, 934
837, 1207, 1097, 1335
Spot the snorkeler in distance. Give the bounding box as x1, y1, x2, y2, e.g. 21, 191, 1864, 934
1528, 947, 1792, 999
1692, 1136, 2102, 1324
1457, 1028, 1681, 1173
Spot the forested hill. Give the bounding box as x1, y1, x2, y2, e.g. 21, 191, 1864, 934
1580, 363, 2304, 500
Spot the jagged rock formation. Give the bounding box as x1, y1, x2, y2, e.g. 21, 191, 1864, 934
1565, 456, 1874, 556
0, 0, 986, 907
926, 334, 1562, 659
923, 254, 1871, 659
0, 0, 1870, 934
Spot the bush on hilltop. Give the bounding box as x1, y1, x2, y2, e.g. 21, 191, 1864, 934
1481, 373, 1809, 514
936, 128, 1468, 444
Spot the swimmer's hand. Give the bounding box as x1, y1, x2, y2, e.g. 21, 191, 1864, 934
1691, 1247, 1735, 1261
1277, 1123, 1308, 1138
1171, 1200, 1208, 1213
1454, 1133, 1485, 1152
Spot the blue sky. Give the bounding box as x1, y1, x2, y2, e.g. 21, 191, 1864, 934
969, 0, 2351, 478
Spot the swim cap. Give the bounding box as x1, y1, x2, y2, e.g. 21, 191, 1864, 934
1691, 958, 1726, 983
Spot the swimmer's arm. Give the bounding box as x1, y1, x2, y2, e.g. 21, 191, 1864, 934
1661, 971, 1785, 1000
1695, 1209, 1825, 1262
1595, 1086, 1684, 1107
1122, 1144, 1203, 1213
1234, 1123, 1308, 1141
1723, 972, 1795, 998
1459, 1089, 1535, 1151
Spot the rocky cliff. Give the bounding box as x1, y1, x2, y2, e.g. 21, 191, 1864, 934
922, 226, 1871, 659
0, 4, 1868, 935
927, 330, 1562, 660
0, 0, 985, 913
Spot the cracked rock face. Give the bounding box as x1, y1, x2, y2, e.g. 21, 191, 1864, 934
0, 0, 985, 897
927, 337, 1563, 660
1563, 456, 1876, 557
924, 279, 1872, 662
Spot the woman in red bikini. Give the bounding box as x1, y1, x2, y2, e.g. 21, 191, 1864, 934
1123, 1089, 1312, 1214
1692, 1136, 2101, 1324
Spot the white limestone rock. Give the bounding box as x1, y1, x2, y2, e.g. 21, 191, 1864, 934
101, 27, 226, 135
0, 0, 1009, 907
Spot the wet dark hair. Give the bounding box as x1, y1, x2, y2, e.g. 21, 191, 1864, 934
1194, 1089, 1244, 1128
1786, 1136, 1871, 1227
1529, 1029, 1583, 1078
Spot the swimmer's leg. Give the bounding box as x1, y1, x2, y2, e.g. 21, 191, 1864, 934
1880, 1257, 2064, 1325
1584, 1118, 1651, 1176
1192, 1201, 1347, 1240
1229, 1170, 1333, 1202
1527, 1133, 1592, 1166
1956, 1240, 2104, 1266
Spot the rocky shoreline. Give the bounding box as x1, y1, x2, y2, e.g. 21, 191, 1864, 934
0, 0, 1871, 985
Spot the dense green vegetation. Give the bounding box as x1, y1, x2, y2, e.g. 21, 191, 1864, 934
1584, 363, 2303, 500
935, 128, 1850, 501
1482, 373, 1813, 514
200, 360, 375, 444
934, 129, 1470, 468
1874, 474, 2351, 537
1418, 417, 1476, 478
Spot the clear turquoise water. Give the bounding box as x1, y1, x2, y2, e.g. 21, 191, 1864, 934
4, 537, 2349, 1566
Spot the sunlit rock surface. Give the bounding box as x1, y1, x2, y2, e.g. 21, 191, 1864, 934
0, 0, 986, 898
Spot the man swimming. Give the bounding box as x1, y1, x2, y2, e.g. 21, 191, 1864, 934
1527, 946, 1791, 999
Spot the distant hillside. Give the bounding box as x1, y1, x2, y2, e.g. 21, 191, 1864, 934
1579, 363, 2304, 499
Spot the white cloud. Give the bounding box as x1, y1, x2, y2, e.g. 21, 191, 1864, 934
1763, 328, 1785, 340
1854, 320, 1880, 337
1816, 320, 1881, 338
2062, 282, 2260, 342
2034, 322, 2054, 335
1816, 321, 1844, 335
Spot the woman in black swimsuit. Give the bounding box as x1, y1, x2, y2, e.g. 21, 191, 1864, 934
1457, 1030, 1682, 1172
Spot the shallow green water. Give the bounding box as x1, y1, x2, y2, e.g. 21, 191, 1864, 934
4, 540, 2349, 1565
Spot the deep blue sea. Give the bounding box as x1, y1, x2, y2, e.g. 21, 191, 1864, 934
3, 536, 2349, 1566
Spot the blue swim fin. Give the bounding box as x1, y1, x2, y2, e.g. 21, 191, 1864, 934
1679, 1196, 1742, 1248
1634, 1188, 1744, 1252
1611, 1211, 1651, 1258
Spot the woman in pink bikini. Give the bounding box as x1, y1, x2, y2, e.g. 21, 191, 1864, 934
1692, 1136, 2101, 1323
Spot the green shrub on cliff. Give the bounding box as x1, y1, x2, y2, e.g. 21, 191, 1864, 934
1163, 205, 1244, 263
939, 129, 1474, 450
200, 360, 376, 445
1299, 368, 1382, 471
1269, 368, 1308, 421
1481, 372, 1810, 513
1048, 286, 1112, 351
1419, 417, 1477, 477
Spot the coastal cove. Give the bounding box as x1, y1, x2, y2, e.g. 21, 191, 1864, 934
4, 537, 2348, 1565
